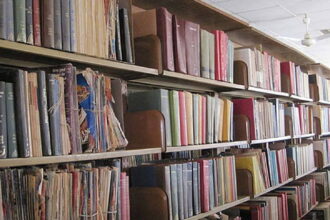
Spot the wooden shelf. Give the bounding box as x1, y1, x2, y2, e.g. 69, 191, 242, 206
133, 0, 249, 32
250, 136, 291, 145
292, 133, 315, 139
290, 95, 313, 103
320, 132, 330, 137
185, 196, 250, 220
318, 100, 330, 105
248, 87, 290, 98
0, 148, 162, 168
253, 178, 293, 198
165, 141, 248, 153
294, 168, 318, 180
0, 40, 159, 79
299, 202, 319, 219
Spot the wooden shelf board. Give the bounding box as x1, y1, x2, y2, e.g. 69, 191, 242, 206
292, 133, 315, 139
165, 141, 249, 153
294, 168, 317, 180
0, 148, 162, 168
163, 70, 246, 90
253, 178, 294, 198
248, 86, 289, 97
318, 100, 330, 105
290, 95, 313, 102
133, 0, 249, 31
320, 132, 330, 137
299, 202, 319, 219
250, 136, 291, 145
185, 196, 250, 220
323, 163, 330, 169
0, 40, 158, 78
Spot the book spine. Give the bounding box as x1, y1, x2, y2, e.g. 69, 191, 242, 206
42, 0, 54, 48
61, 0, 70, 51
0, 82, 7, 158
72, 67, 81, 153
214, 30, 221, 81
199, 160, 209, 212
14, 0, 26, 42
5, 83, 18, 158
15, 70, 31, 157
156, 8, 175, 71
6, 0, 14, 41
176, 164, 184, 220
187, 162, 193, 217
54, 0, 62, 50
179, 91, 188, 146
173, 15, 187, 74
69, 0, 76, 52
37, 71, 52, 156
0, 0, 6, 39
26, 0, 33, 44
119, 8, 133, 63
32, 0, 41, 46
182, 163, 188, 219
192, 162, 199, 215
115, 3, 122, 61
47, 74, 63, 155
160, 89, 172, 147
170, 164, 179, 220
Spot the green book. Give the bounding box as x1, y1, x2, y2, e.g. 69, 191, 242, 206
200, 30, 210, 78
14, 0, 26, 42
169, 90, 181, 146
5, 83, 17, 158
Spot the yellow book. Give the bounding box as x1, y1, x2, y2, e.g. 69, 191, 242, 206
222, 98, 232, 142
235, 155, 266, 194
185, 91, 194, 145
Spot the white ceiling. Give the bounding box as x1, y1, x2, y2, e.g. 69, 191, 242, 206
204, 0, 330, 67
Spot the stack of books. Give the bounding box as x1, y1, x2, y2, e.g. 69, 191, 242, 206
276, 178, 317, 218
122, 154, 161, 169
0, 162, 128, 219
236, 192, 289, 219
130, 155, 238, 219
0, 0, 133, 62
0, 65, 127, 158
287, 143, 316, 177
233, 98, 285, 140
133, 8, 235, 82
307, 171, 330, 201
128, 89, 234, 147
234, 47, 281, 91
281, 61, 310, 98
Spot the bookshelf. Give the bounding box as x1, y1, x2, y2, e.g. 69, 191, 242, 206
0, 148, 163, 168
320, 132, 330, 137
250, 136, 291, 145
290, 95, 313, 102
185, 196, 250, 220
292, 133, 315, 139
248, 86, 290, 98
299, 202, 319, 220
294, 168, 318, 180
165, 141, 248, 153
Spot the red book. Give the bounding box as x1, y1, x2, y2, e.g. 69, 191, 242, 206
281, 61, 295, 94
173, 15, 187, 74
121, 172, 128, 220
178, 91, 188, 146
157, 8, 175, 71
185, 21, 200, 76
198, 159, 209, 212
201, 96, 206, 144
33, 0, 41, 46
232, 98, 256, 140
126, 175, 130, 220
213, 30, 228, 81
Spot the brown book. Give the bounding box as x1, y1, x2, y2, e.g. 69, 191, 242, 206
133, 8, 175, 71
173, 15, 187, 74
41, 0, 55, 48
185, 21, 200, 76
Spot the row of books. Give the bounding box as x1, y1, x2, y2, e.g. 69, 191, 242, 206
313, 139, 330, 168
303, 202, 330, 220
313, 106, 330, 134
133, 8, 234, 82
282, 62, 310, 98
268, 143, 290, 187
287, 143, 315, 178
234, 47, 281, 92
130, 155, 238, 220
286, 104, 313, 136
233, 98, 285, 140
128, 89, 233, 147
0, 0, 133, 62
307, 171, 330, 201
0, 163, 129, 220
0, 65, 127, 158
309, 74, 330, 102
122, 154, 161, 169
236, 192, 289, 220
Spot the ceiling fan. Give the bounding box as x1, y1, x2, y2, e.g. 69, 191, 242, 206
277, 14, 330, 47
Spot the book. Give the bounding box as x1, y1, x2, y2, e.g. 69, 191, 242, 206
185, 21, 200, 76
119, 8, 133, 63
54, 0, 62, 49
173, 15, 187, 74
14, 0, 26, 42
0, 82, 6, 158
201, 30, 210, 78
42, 0, 55, 48
5, 83, 17, 158
61, 0, 70, 51
179, 91, 188, 146
26, 0, 33, 44
0, 0, 6, 39
32, 0, 41, 46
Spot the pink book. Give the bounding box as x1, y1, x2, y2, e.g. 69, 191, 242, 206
120, 172, 128, 220
198, 159, 210, 212
179, 91, 188, 146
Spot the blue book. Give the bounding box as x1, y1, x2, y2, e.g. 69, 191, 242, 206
177, 163, 184, 220
187, 162, 193, 217
170, 164, 179, 220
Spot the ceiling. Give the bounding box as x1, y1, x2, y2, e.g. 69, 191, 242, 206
204, 0, 330, 67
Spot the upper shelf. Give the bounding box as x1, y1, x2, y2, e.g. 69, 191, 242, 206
0, 40, 159, 79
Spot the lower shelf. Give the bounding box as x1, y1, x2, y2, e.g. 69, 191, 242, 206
250, 136, 291, 145
253, 178, 294, 198
0, 148, 163, 168
299, 202, 319, 219
185, 196, 250, 220
294, 168, 317, 180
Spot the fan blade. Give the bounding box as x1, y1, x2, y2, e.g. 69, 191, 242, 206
276, 36, 301, 42
315, 33, 330, 41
